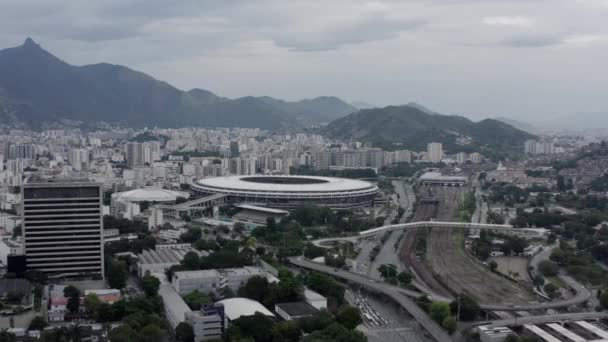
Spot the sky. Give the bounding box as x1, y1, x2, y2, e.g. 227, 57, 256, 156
0, 0, 607, 122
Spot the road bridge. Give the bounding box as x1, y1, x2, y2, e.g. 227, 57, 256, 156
475, 312, 608, 329
290, 256, 591, 313
288, 257, 453, 342
358, 221, 546, 238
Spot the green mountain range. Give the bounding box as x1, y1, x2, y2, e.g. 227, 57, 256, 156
0, 38, 356, 129
323, 105, 535, 159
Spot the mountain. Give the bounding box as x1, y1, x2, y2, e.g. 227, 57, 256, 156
494, 117, 538, 134
323, 105, 535, 158
258, 96, 357, 123
350, 101, 376, 110
0, 39, 353, 129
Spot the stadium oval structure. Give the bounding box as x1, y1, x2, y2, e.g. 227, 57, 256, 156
191, 175, 379, 210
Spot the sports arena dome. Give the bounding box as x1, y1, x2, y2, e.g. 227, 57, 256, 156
191, 175, 378, 210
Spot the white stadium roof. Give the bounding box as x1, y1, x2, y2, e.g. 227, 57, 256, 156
195, 175, 375, 193
215, 297, 275, 320
113, 188, 190, 202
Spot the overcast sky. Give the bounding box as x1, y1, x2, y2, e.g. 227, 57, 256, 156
1, 0, 607, 122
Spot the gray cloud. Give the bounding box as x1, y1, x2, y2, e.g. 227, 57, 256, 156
501, 34, 562, 47
1, 0, 608, 123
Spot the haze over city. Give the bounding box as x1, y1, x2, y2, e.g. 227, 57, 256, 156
1, 0, 607, 124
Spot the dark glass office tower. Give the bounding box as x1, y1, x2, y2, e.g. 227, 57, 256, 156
22, 179, 104, 278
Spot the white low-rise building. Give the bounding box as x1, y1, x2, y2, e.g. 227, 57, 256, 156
172, 267, 275, 296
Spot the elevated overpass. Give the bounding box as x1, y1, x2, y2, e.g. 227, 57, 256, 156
359, 221, 546, 238
312, 221, 547, 247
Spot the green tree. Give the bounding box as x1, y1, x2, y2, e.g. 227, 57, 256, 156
544, 283, 560, 299
600, 291, 608, 309
28, 316, 47, 331
67, 294, 80, 313
109, 325, 138, 342
442, 316, 457, 334
377, 264, 397, 279
140, 324, 164, 342
63, 285, 79, 298
538, 260, 559, 277
183, 290, 212, 311
430, 302, 451, 324
450, 295, 480, 321
181, 251, 201, 270
107, 259, 128, 289
142, 273, 160, 297
175, 322, 194, 342
335, 306, 362, 330
238, 276, 270, 303
271, 321, 302, 342
397, 271, 413, 285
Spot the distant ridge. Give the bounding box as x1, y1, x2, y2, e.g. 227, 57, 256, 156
323, 104, 535, 158
0, 38, 356, 129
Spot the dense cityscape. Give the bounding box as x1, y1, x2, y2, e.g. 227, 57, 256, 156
1, 1, 608, 341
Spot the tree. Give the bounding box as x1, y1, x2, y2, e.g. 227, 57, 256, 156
181, 251, 201, 270
450, 295, 480, 321
430, 302, 451, 324
142, 273, 160, 297
67, 294, 80, 313
109, 325, 138, 342
271, 321, 302, 342
175, 322, 194, 342
483, 256, 498, 270
544, 283, 560, 299
84, 293, 101, 314
415, 296, 433, 313
377, 264, 397, 279
335, 306, 362, 330
183, 290, 212, 311
28, 316, 47, 331
107, 259, 128, 289
140, 324, 164, 342
63, 285, 79, 298
538, 260, 559, 277
442, 316, 457, 334
600, 291, 608, 310
298, 310, 334, 333
238, 276, 270, 303
397, 271, 413, 285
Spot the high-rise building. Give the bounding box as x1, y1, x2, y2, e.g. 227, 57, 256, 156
69, 148, 89, 171
22, 179, 104, 278
427, 142, 443, 163
126, 142, 144, 168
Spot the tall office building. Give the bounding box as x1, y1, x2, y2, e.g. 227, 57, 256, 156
126, 142, 144, 168
427, 142, 443, 163
22, 179, 104, 278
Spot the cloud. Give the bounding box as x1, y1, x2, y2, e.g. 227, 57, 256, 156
482, 16, 534, 27
563, 34, 608, 45
501, 34, 562, 47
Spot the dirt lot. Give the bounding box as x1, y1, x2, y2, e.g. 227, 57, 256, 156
489, 256, 531, 282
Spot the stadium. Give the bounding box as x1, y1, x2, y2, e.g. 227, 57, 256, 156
191, 175, 379, 210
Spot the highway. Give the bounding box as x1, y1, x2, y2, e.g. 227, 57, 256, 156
359, 221, 546, 238
291, 254, 591, 312
289, 257, 453, 342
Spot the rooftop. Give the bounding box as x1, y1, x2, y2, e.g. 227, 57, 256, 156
215, 297, 274, 320
235, 204, 290, 215
275, 302, 318, 317
195, 175, 377, 193
113, 188, 190, 203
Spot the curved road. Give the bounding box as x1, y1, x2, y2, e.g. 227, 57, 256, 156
291, 256, 591, 312
289, 257, 453, 342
